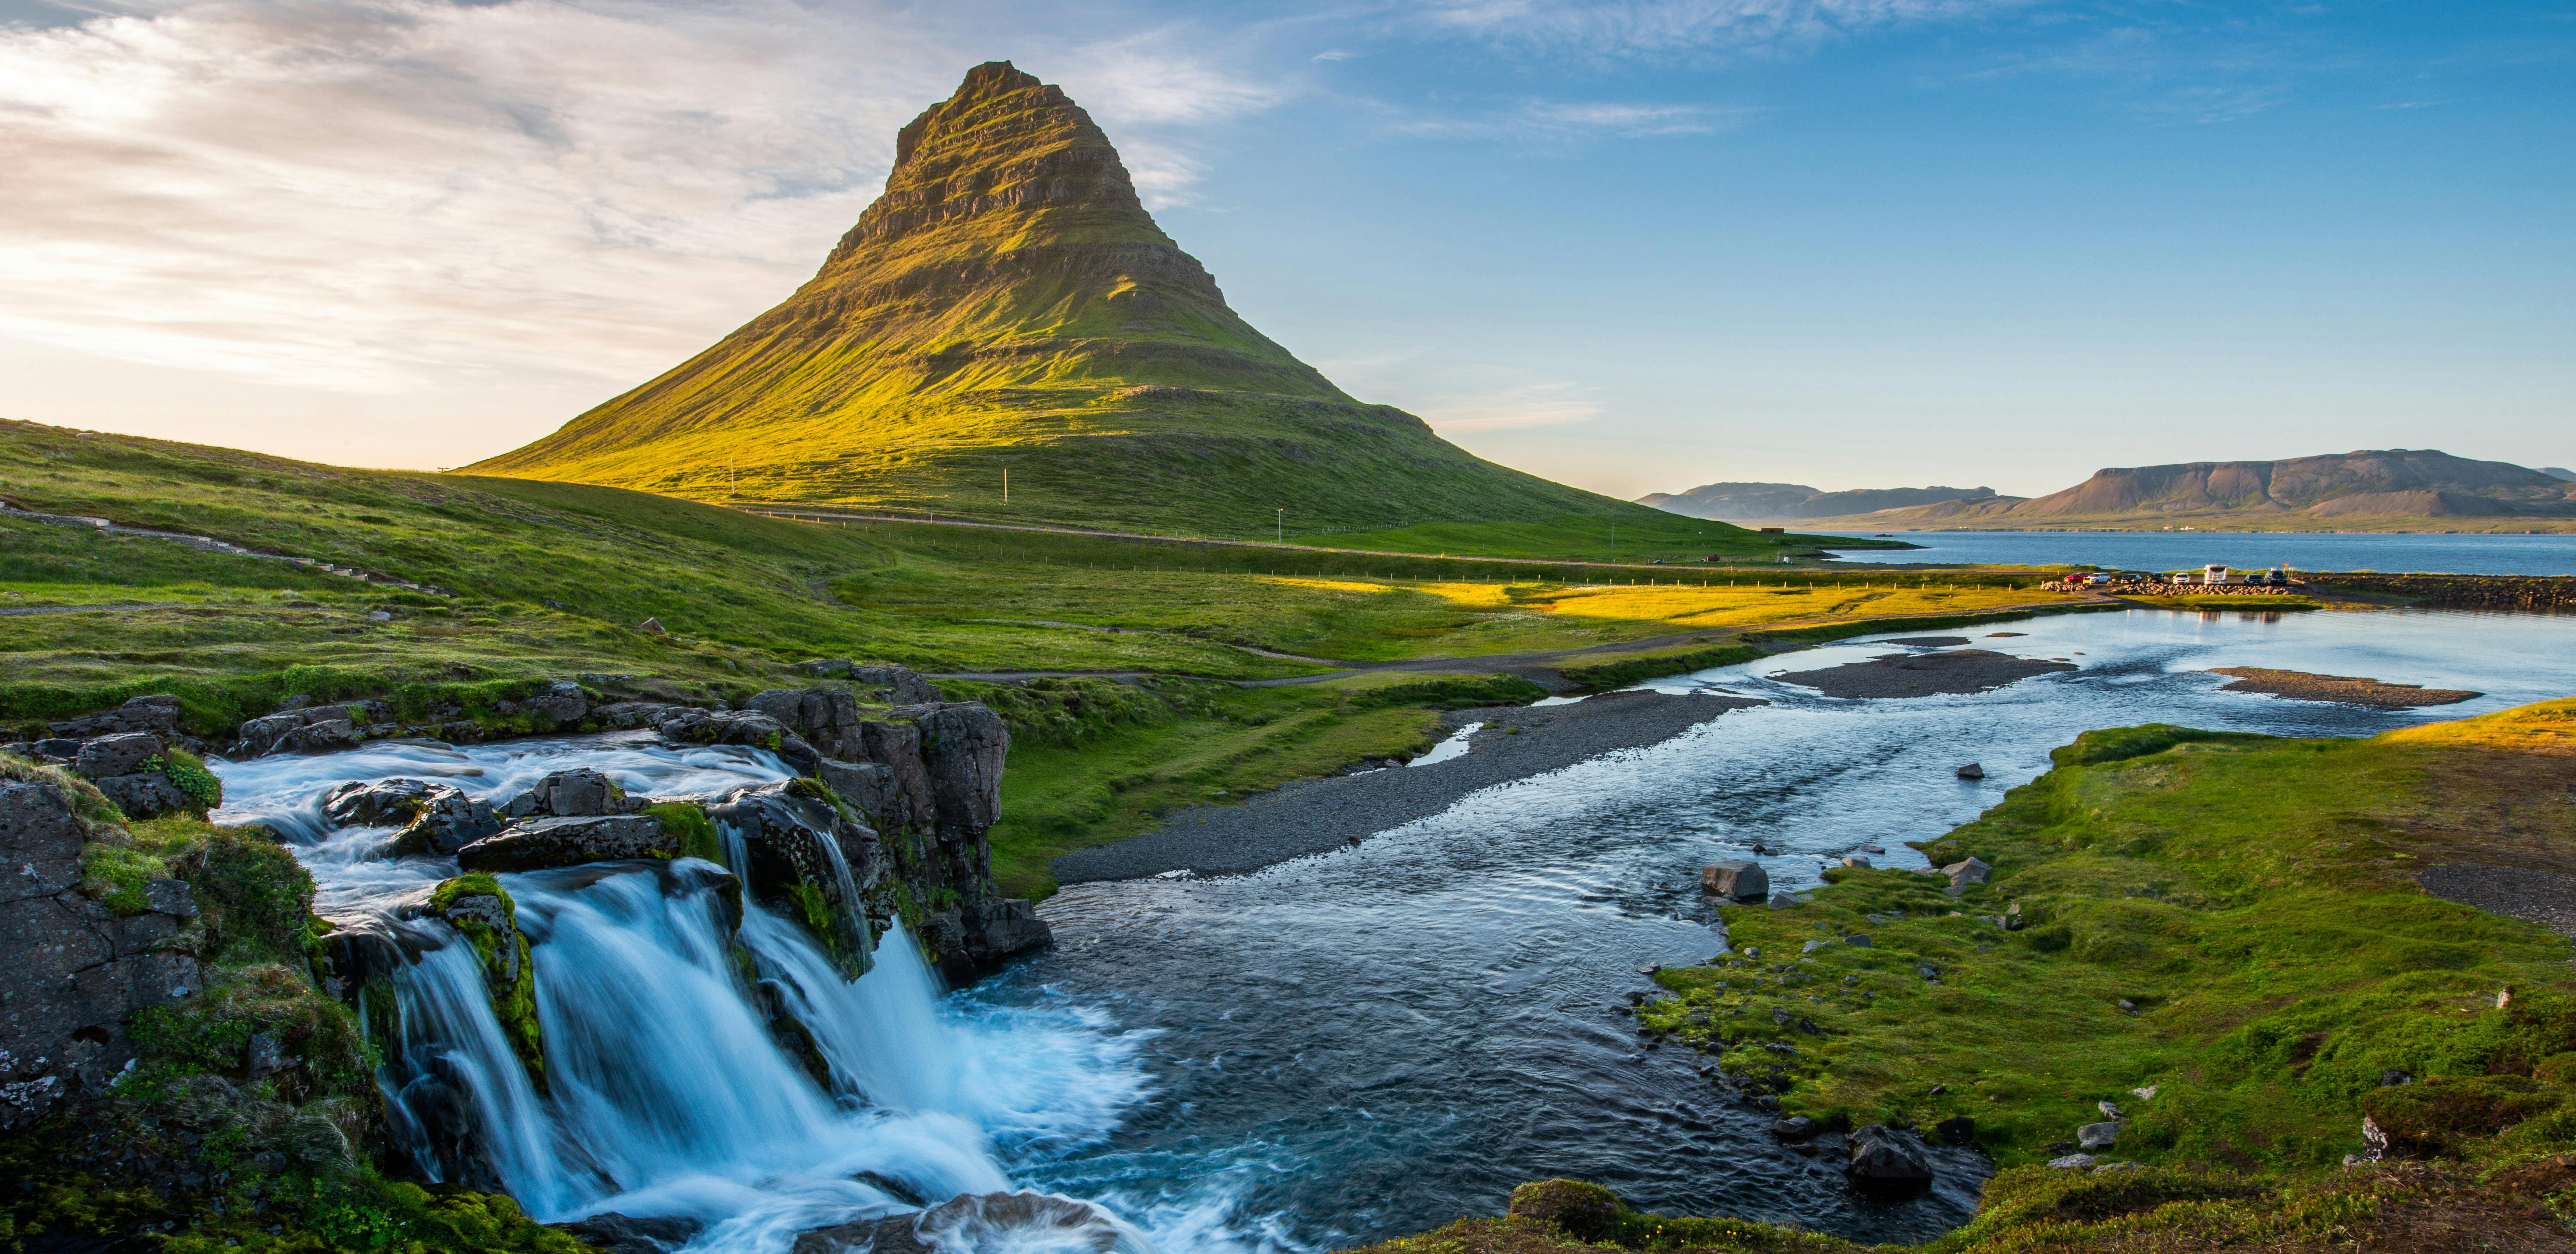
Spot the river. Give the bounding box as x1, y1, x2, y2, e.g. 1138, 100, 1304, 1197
210, 605, 2576, 1254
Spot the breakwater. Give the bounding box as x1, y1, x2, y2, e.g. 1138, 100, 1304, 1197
2311, 572, 2576, 611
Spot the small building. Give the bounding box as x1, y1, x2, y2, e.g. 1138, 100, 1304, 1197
2204, 564, 2232, 584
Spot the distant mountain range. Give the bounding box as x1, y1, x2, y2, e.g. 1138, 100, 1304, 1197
1637, 482, 2005, 521
470, 61, 1677, 537
1648, 450, 2576, 532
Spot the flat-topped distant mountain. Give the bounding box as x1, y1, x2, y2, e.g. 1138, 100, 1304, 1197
469, 62, 1683, 538
1790, 450, 2576, 532
1638, 482, 2010, 522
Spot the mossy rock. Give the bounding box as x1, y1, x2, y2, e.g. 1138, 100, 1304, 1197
1505, 1179, 1624, 1241
426, 875, 545, 1092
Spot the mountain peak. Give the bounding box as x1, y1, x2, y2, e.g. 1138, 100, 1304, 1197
467, 63, 1648, 534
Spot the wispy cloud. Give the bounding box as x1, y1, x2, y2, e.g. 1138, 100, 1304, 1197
1416, 0, 2031, 61
1414, 380, 1604, 432
1394, 95, 1755, 139
0, 0, 1282, 390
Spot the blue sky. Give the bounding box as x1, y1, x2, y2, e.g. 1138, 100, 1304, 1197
0, 0, 2567, 497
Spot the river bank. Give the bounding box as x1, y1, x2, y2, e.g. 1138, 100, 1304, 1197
1051, 689, 1766, 882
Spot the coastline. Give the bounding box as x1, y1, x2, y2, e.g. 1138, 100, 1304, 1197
1050, 690, 1765, 882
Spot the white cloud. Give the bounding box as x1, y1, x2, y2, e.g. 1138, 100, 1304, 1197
1392, 95, 1753, 139
1414, 380, 1603, 432
0, 0, 1282, 393
1416, 0, 2029, 61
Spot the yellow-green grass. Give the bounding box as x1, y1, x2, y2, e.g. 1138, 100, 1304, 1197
1300, 515, 1896, 564
838, 563, 2090, 665
1637, 700, 2576, 1173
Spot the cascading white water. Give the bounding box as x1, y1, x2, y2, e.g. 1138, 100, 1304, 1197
213, 733, 1160, 1254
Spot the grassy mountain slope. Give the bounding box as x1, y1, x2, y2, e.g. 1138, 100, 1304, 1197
1800, 449, 2576, 533
470, 61, 1678, 538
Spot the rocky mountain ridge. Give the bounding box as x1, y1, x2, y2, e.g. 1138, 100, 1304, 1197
1790, 449, 2576, 531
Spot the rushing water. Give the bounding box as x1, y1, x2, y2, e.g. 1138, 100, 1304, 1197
1811, 529, 2576, 574
211, 606, 2576, 1254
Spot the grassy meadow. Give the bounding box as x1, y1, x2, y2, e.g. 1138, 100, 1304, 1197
4, 417, 2091, 898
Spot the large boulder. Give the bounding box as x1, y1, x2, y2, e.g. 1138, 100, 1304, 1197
553, 1214, 705, 1254
522, 680, 589, 726
321, 778, 503, 856
0, 776, 204, 1131
73, 732, 163, 780
455, 815, 676, 873
1846, 1123, 1935, 1187
498, 768, 634, 819
1700, 860, 1770, 900
235, 703, 379, 757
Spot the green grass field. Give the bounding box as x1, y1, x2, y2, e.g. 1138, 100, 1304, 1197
1646, 702, 2576, 1171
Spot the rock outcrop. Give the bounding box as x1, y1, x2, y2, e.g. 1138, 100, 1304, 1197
454, 815, 678, 873
321, 777, 505, 856
0, 774, 204, 1130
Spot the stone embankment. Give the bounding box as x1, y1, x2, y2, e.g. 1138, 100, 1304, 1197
2309, 572, 2576, 612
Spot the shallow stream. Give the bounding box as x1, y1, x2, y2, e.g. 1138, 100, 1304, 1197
211, 606, 2576, 1254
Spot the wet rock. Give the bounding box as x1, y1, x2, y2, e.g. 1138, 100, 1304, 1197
707, 781, 880, 974
322, 778, 503, 856
1771, 1115, 1818, 1140
1841, 855, 1872, 869
412, 877, 544, 1091
1956, 763, 1985, 780
2078, 1121, 2120, 1151
1935, 1116, 1976, 1145
1846, 1123, 1934, 1186
500, 768, 631, 818
795, 1193, 1120, 1254
276, 718, 362, 755
654, 709, 819, 772
455, 815, 675, 873
551, 1213, 706, 1254
1701, 860, 1769, 900
817, 759, 901, 830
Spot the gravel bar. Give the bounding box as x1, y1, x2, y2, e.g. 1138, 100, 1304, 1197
2419, 863, 2576, 939
1051, 690, 1765, 883
1773, 649, 2077, 699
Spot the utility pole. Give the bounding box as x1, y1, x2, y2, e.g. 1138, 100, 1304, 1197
1003, 468, 1009, 504
1275, 508, 1283, 543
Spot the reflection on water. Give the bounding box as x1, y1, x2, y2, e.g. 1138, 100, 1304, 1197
1814, 530, 2576, 576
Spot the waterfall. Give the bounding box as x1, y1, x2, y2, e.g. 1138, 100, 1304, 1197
212, 733, 1160, 1254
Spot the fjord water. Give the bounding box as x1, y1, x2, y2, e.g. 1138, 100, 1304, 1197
212, 607, 2576, 1254
1815, 529, 2576, 574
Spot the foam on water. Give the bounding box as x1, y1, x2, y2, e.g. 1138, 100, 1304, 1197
212, 735, 1188, 1254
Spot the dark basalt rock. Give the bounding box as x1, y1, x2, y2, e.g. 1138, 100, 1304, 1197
73, 731, 163, 780
455, 815, 673, 873
0, 777, 204, 1131
321, 777, 503, 856
46, 694, 181, 740
1846, 1123, 1935, 1188
499, 767, 635, 818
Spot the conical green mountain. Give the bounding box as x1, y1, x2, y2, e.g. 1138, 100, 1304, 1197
469, 61, 1677, 537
